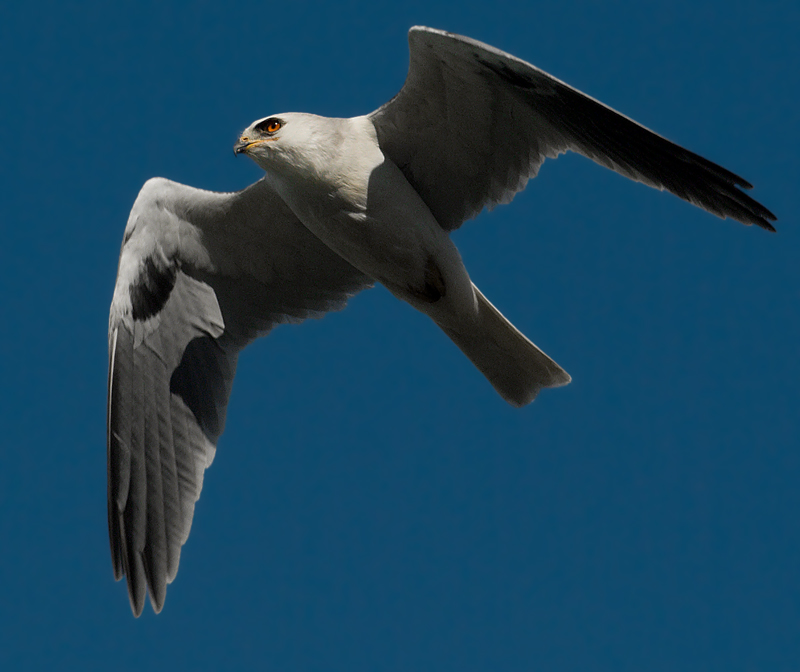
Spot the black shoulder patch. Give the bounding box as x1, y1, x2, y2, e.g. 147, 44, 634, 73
130, 254, 177, 321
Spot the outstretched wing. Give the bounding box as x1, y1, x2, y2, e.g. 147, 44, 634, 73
108, 177, 372, 616
370, 26, 775, 231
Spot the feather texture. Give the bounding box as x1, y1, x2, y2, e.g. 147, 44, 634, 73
108, 178, 372, 615
370, 27, 775, 231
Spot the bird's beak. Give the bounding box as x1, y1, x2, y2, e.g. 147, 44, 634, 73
233, 137, 251, 155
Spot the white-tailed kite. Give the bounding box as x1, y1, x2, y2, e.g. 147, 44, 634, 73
108, 26, 775, 615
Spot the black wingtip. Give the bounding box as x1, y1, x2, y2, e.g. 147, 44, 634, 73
758, 219, 777, 233
754, 208, 778, 232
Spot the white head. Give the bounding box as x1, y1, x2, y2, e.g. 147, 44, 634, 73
234, 113, 344, 177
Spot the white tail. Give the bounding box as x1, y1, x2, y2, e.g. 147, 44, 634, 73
439, 284, 571, 406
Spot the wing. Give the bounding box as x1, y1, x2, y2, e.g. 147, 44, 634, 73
370, 26, 776, 231
108, 177, 373, 616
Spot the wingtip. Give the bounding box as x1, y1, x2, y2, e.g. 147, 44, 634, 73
126, 575, 164, 617
129, 591, 145, 618
147, 575, 167, 614
753, 211, 778, 232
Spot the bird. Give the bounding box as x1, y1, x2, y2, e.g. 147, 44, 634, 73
107, 26, 776, 616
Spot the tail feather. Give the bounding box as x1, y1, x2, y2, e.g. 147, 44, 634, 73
440, 284, 570, 406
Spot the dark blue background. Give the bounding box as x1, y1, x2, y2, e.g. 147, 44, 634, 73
1, 1, 797, 670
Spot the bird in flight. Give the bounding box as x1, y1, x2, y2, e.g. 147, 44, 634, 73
107, 26, 775, 615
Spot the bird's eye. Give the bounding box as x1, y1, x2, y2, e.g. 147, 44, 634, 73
255, 118, 282, 134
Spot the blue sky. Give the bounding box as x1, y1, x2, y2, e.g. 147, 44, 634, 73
1, 1, 798, 670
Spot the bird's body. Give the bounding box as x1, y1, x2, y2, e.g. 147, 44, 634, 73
237, 112, 569, 404
108, 26, 775, 616
255, 114, 469, 312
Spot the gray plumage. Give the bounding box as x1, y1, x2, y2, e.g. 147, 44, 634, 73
108, 179, 371, 615
108, 26, 775, 616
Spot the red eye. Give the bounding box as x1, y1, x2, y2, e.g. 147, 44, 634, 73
254, 118, 283, 135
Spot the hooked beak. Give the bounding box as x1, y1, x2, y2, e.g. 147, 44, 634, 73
233, 137, 252, 155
